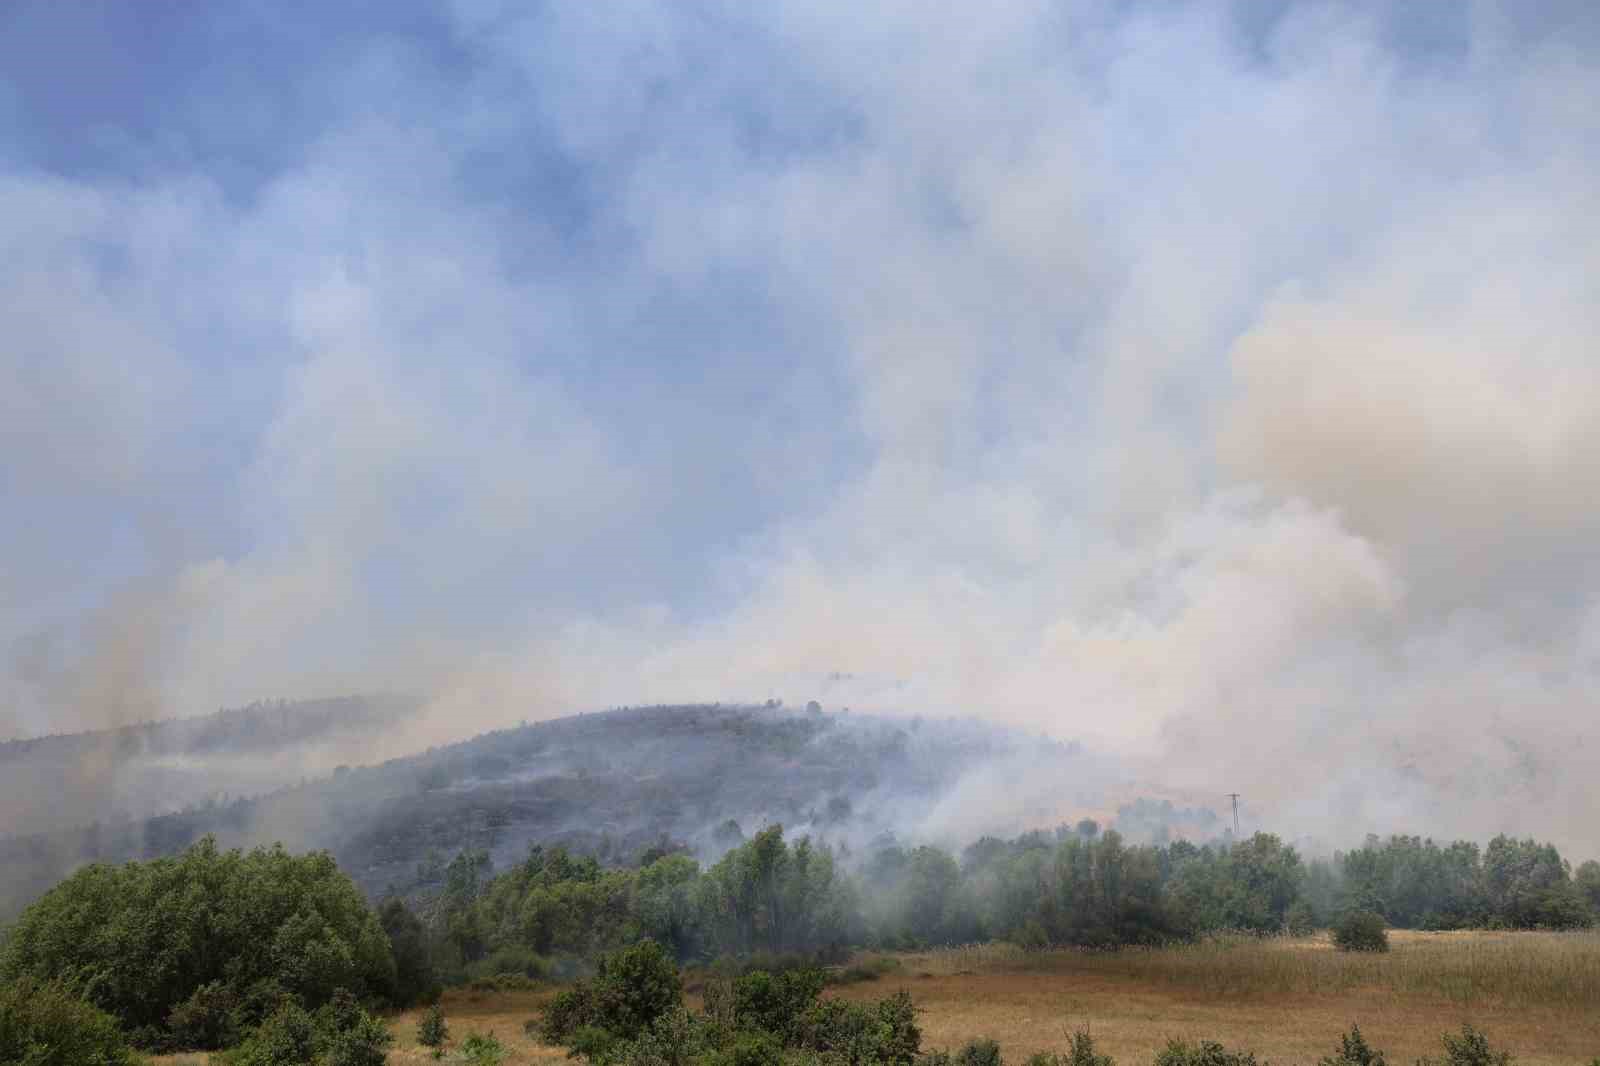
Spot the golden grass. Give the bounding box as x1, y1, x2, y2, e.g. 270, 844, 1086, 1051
896, 929, 1600, 1009
838, 931, 1600, 1066
152, 932, 1600, 1065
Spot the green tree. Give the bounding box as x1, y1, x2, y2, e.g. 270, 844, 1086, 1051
0, 837, 395, 1047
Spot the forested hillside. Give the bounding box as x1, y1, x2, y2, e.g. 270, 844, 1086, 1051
0, 695, 413, 838
0, 703, 1090, 917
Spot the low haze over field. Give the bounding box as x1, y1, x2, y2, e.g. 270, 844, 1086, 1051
3, 3, 1599, 851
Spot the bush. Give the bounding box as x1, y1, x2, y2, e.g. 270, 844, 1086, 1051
1418, 1025, 1513, 1066
955, 1037, 1003, 1066
619, 1007, 708, 1066
214, 993, 392, 1066
711, 1029, 784, 1066
795, 990, 921, 1065
1321, 1026, 1386, 1066
826, 957, 903, 986
1026, 1031, 1115, 1066
731, 968, 826, 1042
1153, 1039, 1261, 1066
567, 1024, 621, 1063
542, 941, 683, 1044
0, 977, 143, 1066
462, 1030, 507, 1065
465, 944, 549, 984
166, 979, 241, 1050
543, 983, 601, 1043
221, 1003, 319, 1066
417, 1003, 450, 1054
1332, 910, 1390, 953
317, 996, 393, 1066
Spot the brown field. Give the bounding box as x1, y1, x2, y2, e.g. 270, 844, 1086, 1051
155, 930, 1600, 1065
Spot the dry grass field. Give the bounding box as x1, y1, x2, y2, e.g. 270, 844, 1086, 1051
830, 931, 1600, 1066
154, 930, 1600, 1065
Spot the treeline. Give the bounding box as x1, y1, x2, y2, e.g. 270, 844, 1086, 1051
417, 824, 1600, 979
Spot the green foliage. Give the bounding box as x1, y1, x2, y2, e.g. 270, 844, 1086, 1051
190, 989, 391, 1066
1332, 910, 1389, 953
0, 837, 396, 1047
1152, 1039, 1262, 1066
698, 828, 859, 958
1417, 1025, 1513, 1066
568, 1025, 622, 1063
1284, 901, 1317, 936
710, 1029, 784, 1066
1319, 1026, 1386, 1066
955, 1037, 1003, 1066
220, 1003, 318, 1066
1024, 1031, 1115, 1066
318, 1007, 394, 1066
166, 980, 242, 1050
731, 968, 825, 1042
0, 977, 143, 1066
416, 1004, 450, 1052
593, 941, 685, 1040
794, 990, 921, 1066
378, 897, 440, 1007
461, 1030, 508, 1065
542, 941, 683, 1043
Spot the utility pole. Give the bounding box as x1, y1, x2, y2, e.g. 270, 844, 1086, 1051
1227, 793, 1241, 837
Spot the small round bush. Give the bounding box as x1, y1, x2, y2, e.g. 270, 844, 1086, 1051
1333, 909, 1390, 953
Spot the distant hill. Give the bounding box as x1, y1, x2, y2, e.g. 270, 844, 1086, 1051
0, 696, 414, 840
0, 702, 1099, 917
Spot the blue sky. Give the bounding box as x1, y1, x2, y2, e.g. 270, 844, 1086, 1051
4, 2, 1600, 845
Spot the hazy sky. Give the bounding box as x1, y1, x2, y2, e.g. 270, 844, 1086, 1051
4, 2, 1599, 846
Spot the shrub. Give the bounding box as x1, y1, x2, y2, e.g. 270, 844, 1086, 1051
1321, 1026, 1386, 1066
462, 1030, 508, 1065
620, 1007, 708, 1066
0, 977, 143, 1066
417, 1003, 450, 1054
466, 944, 549, 983
796, 990, 921, 1065
826, 957, 903, 986
710, 1029, 784, 1066
542, 941, 683, 1044
1332, 910, 1389, 953
1153, 1039, 1262, 1066
1418, 1025, 1513, 1066
317, 997, 394, 1066
166, 979, 241, 1050
222, 1003, 319, 1066
1026, 1031, 1115, 1066
567, 1025, 621, 1063
731, 968, 826, 1042
543, 983, 601, 1043
955, 1037, 1003, 1066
